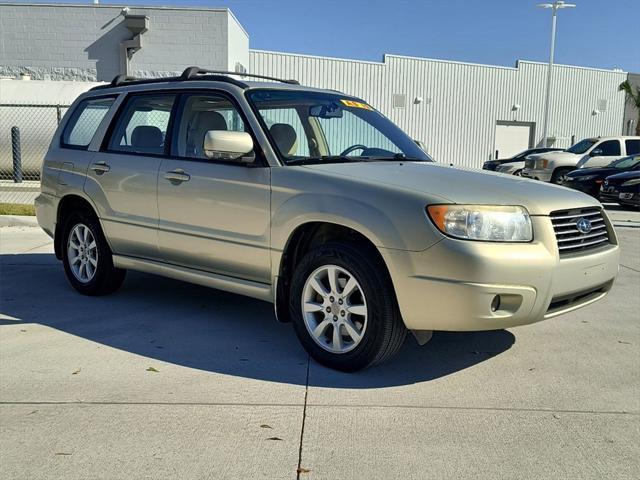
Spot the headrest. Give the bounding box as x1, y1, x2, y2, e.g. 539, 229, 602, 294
270, 123, 298, 156
195, 111, 228, 132
131, 125, 163, 149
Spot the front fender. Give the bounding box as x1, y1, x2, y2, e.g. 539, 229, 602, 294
271, 192, 409, 252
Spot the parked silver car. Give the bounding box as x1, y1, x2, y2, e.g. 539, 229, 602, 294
35, 68, 620, 371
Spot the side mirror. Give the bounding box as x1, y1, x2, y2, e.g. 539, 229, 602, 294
590, 148, 603, 157
204, 130, 255, 163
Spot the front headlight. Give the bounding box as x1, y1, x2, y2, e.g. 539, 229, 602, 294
535, 158, 550, 169
622, 178, 640, 187
427, 205, 533, 242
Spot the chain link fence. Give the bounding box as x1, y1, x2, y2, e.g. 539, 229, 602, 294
1, 103, 69, 206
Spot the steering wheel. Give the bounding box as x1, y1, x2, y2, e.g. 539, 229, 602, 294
340, 144, 367, 156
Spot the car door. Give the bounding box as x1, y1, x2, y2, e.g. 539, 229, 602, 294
156, 91, 271, 284
84, 92, 177, 260
586, 139, 623, 167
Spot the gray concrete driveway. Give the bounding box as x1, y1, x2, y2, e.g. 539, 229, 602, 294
1, 214, 638, 479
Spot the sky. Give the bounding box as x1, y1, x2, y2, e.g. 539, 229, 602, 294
11, 0, 640, 72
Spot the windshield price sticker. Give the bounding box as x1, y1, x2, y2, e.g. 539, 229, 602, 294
340, 99, 374, 110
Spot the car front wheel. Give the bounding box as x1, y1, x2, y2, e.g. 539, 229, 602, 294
551, 167, 572, 184
289, 242, 406, 371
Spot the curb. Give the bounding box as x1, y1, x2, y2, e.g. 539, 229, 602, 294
0, 215, 39, 228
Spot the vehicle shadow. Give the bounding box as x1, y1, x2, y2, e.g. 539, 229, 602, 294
0, 253, 515, 388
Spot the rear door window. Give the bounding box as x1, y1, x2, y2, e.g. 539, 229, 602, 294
107, 94, 176, 156
597, 140, 621, 156
62, 97, 115, 149
625, 139, 640, 155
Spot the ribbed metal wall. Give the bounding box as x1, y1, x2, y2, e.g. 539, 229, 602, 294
250, 50, 628, 168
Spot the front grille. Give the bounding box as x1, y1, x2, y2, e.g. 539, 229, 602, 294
545, 283, 609, 317
550, 207, 610, 255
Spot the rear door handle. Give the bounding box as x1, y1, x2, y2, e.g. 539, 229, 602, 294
164, 169, 190, 183
90, 161, 110, 174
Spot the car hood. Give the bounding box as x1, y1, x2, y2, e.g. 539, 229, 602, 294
570, 167, 617, 178
538, 151, 582, 161
302, 161, 600, 215
605, 170, 640, 183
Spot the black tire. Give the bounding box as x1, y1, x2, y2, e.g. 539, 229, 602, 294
551, 167, 572, 184
289, 242, 406, 372
513, 169, 523, 176
61, 209, 126, 296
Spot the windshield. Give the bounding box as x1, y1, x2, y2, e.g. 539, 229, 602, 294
567, 139, 597, 154
608, 155, 640, 169
247, 89, 432, 165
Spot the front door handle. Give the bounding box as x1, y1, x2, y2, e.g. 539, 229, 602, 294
90, 161, 110, 174
164, 169, 190, 183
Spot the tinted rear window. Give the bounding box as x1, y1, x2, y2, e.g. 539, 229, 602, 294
62, 97, 115, 149
626, 139, 640, 155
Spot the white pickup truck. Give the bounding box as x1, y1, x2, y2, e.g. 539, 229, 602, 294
522, 136, 640, 184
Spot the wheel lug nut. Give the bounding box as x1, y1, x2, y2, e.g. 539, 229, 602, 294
338, 299, 343, 305
329, 296, 335, 302
333, 315, 338, 321
340, 311, 345, 316
326, 307, 331, 313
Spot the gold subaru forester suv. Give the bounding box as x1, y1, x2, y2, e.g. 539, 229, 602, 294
35, 68, 620, 371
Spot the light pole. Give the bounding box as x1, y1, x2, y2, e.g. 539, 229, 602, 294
537, 1, 575, 147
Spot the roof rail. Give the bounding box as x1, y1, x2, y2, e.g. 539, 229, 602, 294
91, 68, 300, 92
180, 66, 300, 85
111, 74, 138, 86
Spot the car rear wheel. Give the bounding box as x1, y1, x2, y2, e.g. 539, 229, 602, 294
61, 210, 126, 296
289, 242, 406, 371
551, 167, 572, 184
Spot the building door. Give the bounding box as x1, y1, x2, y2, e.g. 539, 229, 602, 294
494, 122, 533, 160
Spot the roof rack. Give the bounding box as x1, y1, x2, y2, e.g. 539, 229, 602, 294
179, 66, 299, 85
91, 67, 300, 91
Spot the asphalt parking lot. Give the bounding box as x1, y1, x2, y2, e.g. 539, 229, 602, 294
1, 207, 639, 480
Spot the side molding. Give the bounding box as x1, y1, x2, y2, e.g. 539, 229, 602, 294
113, 255, 274, 303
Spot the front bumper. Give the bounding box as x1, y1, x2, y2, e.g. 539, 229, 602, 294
618, 191, 640, 207
380, 214, 619, 331
599, 186, 621, 203
562, 179, 600, 197
522, 169, 552, 182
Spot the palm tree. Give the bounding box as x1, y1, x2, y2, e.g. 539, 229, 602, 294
619, 80, 640, 136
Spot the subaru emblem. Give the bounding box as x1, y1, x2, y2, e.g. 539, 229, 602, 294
576, 217, 592, 234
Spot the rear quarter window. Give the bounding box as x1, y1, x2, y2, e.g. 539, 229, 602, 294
61, 97, 115, 149
626, 139, 640, 155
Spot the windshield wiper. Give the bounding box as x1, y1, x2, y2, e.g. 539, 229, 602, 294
285, 155, 374, 166
364, 153, 431, 162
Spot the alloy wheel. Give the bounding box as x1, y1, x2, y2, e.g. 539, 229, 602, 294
301, 264, 368, 354
67, 223, 98, 283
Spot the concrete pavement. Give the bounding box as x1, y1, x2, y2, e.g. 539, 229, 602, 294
1, 217, 638, 479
